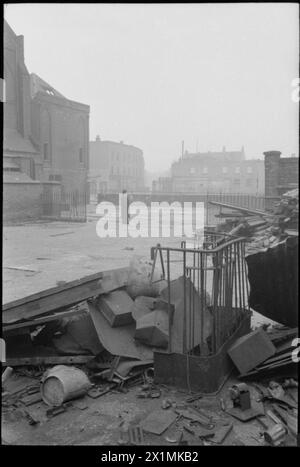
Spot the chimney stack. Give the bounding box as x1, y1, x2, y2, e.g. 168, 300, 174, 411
263, 150, 281, 197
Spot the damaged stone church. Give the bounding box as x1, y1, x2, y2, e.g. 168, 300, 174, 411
3, 20, 90, 222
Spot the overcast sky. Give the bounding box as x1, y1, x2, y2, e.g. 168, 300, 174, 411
4, 3, 299, 171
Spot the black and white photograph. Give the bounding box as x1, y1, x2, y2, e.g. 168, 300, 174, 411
1, 2, 299, 448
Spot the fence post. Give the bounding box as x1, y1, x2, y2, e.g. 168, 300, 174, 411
206, 191, 209, 226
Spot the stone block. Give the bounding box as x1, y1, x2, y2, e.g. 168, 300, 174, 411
98, 289, 134, 327
135, 308, 169, 348
131, 296, 156, 321
228, 328, 276, 374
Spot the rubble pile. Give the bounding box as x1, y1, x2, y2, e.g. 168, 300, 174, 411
213, 188, 298, 254
229, 325, 298, 379
2, 345, 298, 446
211, 189, 298, 328
246, 188, 298, 254
2, 223, 298, 446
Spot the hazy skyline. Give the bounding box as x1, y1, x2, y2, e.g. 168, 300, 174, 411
4, 3, 299, 172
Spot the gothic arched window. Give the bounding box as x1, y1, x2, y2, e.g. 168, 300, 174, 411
41, 109, 51, 162
78, 117, 85, 165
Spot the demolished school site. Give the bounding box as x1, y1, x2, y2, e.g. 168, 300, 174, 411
2, 189, 298, 446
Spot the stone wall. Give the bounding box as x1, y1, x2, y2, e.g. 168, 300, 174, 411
279, 158, 299, 193
31, 94, 89, 194
264, 151, 299, 196
3, 181, 62, 223
3, 181, 43, 223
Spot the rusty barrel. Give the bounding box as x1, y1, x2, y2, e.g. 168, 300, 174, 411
41, 365, 91, 406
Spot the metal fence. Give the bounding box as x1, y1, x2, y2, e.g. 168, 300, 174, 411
40, 191, 87, 222
151, 234, 249, 356
97, 192, 280, 227
203, 193, 280, 226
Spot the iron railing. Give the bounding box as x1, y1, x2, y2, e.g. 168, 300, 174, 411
151, 233, 249, 357
96, 192, 280, 226
40, 191, 87, 222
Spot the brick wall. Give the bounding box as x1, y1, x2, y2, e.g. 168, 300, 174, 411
31, 93, 89, 194
264, 151, 299, 196
3, 182, 43, 223
279, 158, 299, 190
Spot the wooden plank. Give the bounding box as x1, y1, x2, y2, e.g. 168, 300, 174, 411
240, 358, 293, 377
269, 328, 298, 342
4, 266, 39, 273
214, 212, 246, 218
3, 302, 89, 334
2, 267, 129, 325
284, 229, 299, 237
4, 355, 95, 367
209, 200, 268, 217
258, 351, 293, 366
247, 220, 268, 229
20, 393, 43, 406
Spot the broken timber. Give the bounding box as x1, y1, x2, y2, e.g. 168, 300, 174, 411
3, 302, 89, 335
4, 355, 95, 367
209, 200, 269, 217
2, 267, 129, 325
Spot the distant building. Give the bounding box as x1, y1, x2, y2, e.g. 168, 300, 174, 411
152, 177, 173, 193
264, 151, 299, 197
30, 73, 89, 193
168, 147, 264, 194
89, 136, 145, 197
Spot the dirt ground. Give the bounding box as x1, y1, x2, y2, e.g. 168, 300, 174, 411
3, 212, 180, 303
2, 371, 280, 446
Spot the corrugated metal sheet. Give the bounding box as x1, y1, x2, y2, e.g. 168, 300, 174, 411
246, 236, 298, 327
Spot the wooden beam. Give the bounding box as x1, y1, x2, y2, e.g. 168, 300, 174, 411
4, 355, 95, 367
2, 267, 129, 325
209, 200, 269, 217
3, 302, 89, 335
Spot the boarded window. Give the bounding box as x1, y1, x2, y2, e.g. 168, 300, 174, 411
49, 174, 62, 181
41, 109, 51, 161
43, 143, 49, 160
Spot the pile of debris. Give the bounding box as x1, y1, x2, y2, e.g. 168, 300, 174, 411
228, 325, 298, 380
2, 358, 298, 446
2, 224, 298, 445
211, 189, 298, 328
2, 257, 173, 380
2, 257, 173, 437
212, 188, 298, 254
